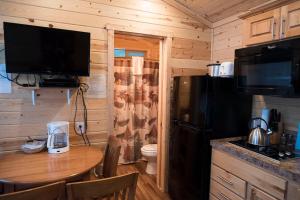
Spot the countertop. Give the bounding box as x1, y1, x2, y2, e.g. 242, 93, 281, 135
211, 138, 300, 184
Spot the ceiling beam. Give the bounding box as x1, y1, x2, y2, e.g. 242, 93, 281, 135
161, 0, 212, 28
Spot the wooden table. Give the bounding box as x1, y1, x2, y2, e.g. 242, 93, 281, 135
0, 146, 103, 193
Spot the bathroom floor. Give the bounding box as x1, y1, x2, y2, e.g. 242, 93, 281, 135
117, 161, 170, 200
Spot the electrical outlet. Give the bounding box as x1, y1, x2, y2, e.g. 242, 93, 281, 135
75, 122, 85, 134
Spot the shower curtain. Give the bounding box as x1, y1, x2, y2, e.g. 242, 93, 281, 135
113, 57, 159, 164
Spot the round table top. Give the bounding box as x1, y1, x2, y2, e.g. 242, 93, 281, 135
0, 146, 103, 185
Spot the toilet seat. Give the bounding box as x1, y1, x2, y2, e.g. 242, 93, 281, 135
141, 144, 157, 157
141, 144, 157, 152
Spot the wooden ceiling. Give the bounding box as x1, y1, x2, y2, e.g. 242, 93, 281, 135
171, 0, 277, 23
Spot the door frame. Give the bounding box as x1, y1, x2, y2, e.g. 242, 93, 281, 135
106, 24, 172, 192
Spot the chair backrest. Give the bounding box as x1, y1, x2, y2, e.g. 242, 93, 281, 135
103, 135, 121, 178
0, 181, 65, 200
67, 172, 139, 200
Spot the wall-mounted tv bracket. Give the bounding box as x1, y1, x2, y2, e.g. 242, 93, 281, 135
30, 88, 71, 106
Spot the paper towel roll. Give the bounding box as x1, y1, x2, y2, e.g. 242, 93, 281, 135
261, 108, 270, 130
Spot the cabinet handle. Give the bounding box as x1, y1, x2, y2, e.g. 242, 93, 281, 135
272, 18, 276, 39
251, 189, 257, 200
218, 192, 231, 200
281, 18, 286, 38
217, 176, 233, 186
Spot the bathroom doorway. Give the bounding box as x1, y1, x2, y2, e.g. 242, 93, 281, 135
113, 33, 160, 164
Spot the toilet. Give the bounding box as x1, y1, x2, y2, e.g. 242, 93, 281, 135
141, 144, 157, 175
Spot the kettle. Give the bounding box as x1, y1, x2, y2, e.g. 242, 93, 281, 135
248, 117, 273, 146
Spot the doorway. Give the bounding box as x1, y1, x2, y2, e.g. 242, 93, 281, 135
113, 33, 160, 164
107, 28, 171, 191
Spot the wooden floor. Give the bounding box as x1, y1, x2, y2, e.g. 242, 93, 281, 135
117, 161, 170, 200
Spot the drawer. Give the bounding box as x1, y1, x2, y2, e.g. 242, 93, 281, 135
210, 193, 219, 200
212, 149, 286, 200
211, 179, 243, 200
247, 185, 280, 200
211, 164, 246, 198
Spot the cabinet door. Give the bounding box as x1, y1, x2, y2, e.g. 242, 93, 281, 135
247, 185, 280, 200
281, 1, 300, 38
243, 8, 281, 46
286, 181, 300, 200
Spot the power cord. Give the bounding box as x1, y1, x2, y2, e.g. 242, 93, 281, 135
0, 72, 37, 87
73, 82, 91, 145
79, 124, 90, 146
0, 73, 24, 86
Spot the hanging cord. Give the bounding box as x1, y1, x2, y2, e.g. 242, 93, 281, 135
0, 72, 37, 87
73, 83, 90, 146
0, 73, 24, 87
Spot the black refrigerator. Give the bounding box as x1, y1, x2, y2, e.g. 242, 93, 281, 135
168, 75, 252, 200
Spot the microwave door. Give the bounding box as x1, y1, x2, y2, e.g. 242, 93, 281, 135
236, 52, 293, 95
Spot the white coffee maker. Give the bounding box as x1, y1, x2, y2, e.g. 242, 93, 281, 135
47, 121, 70, 154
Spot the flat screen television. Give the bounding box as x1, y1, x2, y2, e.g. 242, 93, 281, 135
3, 22, 90, 76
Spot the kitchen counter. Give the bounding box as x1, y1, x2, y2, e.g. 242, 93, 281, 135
211, 139, 300, 184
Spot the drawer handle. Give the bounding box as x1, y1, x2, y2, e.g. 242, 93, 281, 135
217, 176, 233, 186
218, 192, 231, 200
272, 18, 276, 39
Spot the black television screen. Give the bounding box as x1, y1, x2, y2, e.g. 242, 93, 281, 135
3, 22, 90, 76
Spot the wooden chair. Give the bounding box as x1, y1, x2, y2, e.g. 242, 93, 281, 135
0, 181, 65, 200
67, 172, 139, 200
94, 135, 121, 178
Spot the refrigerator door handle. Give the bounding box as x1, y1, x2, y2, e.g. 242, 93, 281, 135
177, 121, 202, 132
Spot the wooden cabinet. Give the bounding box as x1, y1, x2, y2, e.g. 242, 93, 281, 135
211, 179, 244, 200
210, 149, 288, 200
286, 181, 300, 200
281, 1, 300, 38
211, 164, 246, 198
243, 1, 300, 46
243, 9, 281, 46
247, 185, 279, 200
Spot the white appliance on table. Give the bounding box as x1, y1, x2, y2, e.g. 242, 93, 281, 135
47, 121, 70, 154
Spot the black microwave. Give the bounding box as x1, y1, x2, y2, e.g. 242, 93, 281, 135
235, 38, 300, 97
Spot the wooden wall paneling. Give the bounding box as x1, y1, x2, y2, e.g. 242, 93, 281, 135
157, 39, 164, 191
169, 58, 210, 69
171, 67, 207, 77
114, 33, 160, 60
107, 28, 114, 135
252, 95, 300, 131
173, 0, 277, 22
2, 0, 206, 30
157, 37, 172, 192
161, 0, 212, 27
171, 37, 211, 60
212, 19, 243, 62
0, 16, 108, 40
0, 1, 211, 41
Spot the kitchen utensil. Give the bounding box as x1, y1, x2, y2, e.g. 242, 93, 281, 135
207, 62, 220, 77
248, 117, 273, 146
270, 121, 283, 145
269, 109, 282, 145
261, 108, 270, 130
